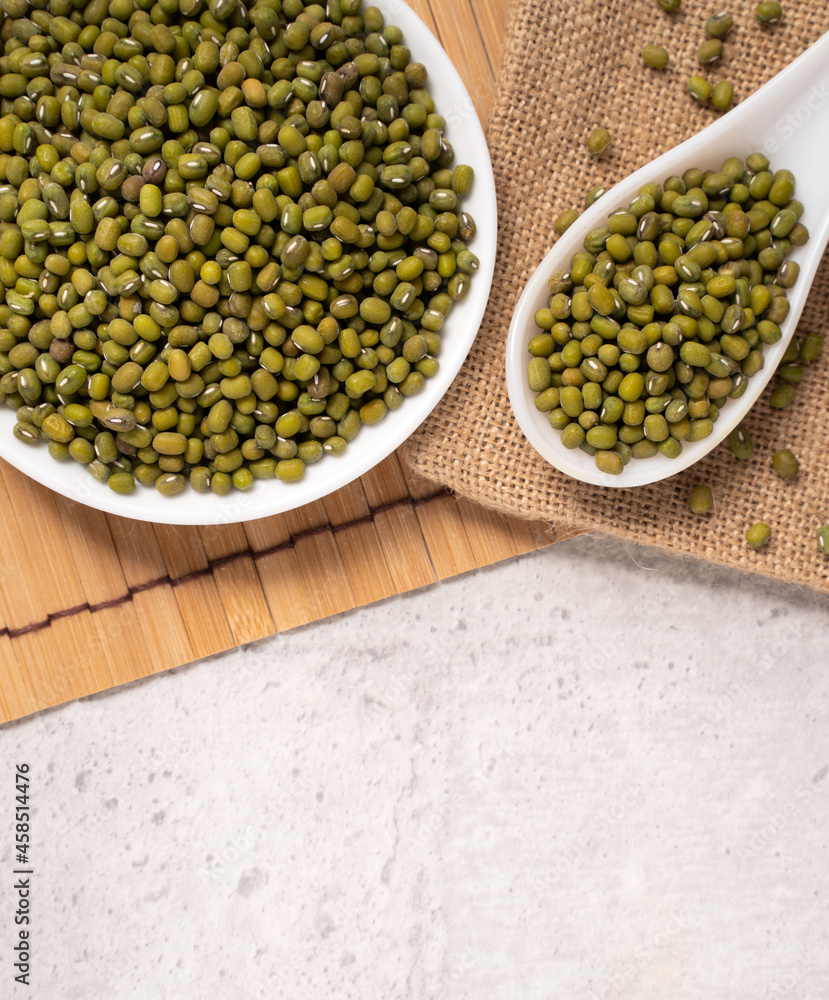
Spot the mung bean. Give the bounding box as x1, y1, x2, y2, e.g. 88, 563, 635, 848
756, 2, 783, 24
746, 522, 772, 548
642, 45, 670, 69
0, 0, 479, 497
705, 12, 734, 38
771, 448, 799, 480
526, 154, 807, 477
587, 128, 612, 158
688, 484, 713, 514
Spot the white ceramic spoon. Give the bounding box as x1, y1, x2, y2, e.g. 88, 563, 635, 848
506, 30, 829, 489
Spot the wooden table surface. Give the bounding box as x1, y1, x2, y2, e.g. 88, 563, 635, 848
405, 0, 509, 130
0, 0, 546, 727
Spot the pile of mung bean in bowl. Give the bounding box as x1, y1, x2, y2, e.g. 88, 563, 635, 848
506, 141, 811, 490
0, 0, 495, 525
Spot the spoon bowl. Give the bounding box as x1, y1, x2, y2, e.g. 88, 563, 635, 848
506, 30, 829, 488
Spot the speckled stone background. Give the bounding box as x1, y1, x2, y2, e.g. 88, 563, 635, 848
2, 533, 827, 998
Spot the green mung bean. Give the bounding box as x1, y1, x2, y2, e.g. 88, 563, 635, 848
697, 39, 723, 65
771, 448, 799, 480
728, 425, 754, 460
587, 128, 612, 157
746, 522, 772, 548
642, 45, 669, 69
711, 81, 734, 112
705, 12, 734, 38
555, 209, 580, 235
0, 0, 479, 497
688, 484, 713, 514
687, 76, 712, 103
755, 2, 783, 24
526, 154, 807, 476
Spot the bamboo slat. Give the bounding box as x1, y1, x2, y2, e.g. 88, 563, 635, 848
282, 499, 333, 536
424, 0, 498, 124
171, 575, 236, 660
256, 547, 316, 632
466, 0, 511, 79
87, 603, 154, 688
406, 0, 438, 35
2, 471, 86, 616
54, 496, 130, 607
106, 516, 171, 586
242, 513, 291, 553
293, 530, 357, 620
509, 517, 557, 556
0, 642, 13, 721
153, 524, 210, 579
0, 463, 48, 630
199, 522, 250, 561
334, 521, 398, 605
211, 557, 275, 646
373, 502, 436, 593
456, 497, 525, 568
0, 636, 27, 721
323, 479, 372, 527
360, 454, 411, 508
130, 585, 195, 673
0, 0, 562, 727
12, 611, 113, 713
415, 494, 479, 580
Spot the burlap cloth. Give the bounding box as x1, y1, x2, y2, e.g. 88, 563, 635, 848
404, 0, 829, 594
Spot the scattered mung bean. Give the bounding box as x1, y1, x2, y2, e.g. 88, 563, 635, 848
705, 12, 734, 38
711, 81, 735, 112
687, 76, 713, 103
772, 448, 799, 480
746, 522, 772, 548
697, 39, 724, 65
555, 209, 580, 235
756, 2, 783, 24
642, 45, 670, 70
587, 128, 612, 158
688, 484, 713, 514
729, 425, 754, 460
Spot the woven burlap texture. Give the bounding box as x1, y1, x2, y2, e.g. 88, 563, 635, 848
404, 0, 829, 594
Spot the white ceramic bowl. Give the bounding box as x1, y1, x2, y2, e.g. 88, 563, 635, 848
0, 0, 496, 525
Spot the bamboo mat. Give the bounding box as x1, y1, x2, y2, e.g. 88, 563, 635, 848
0, 0, 555, 726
